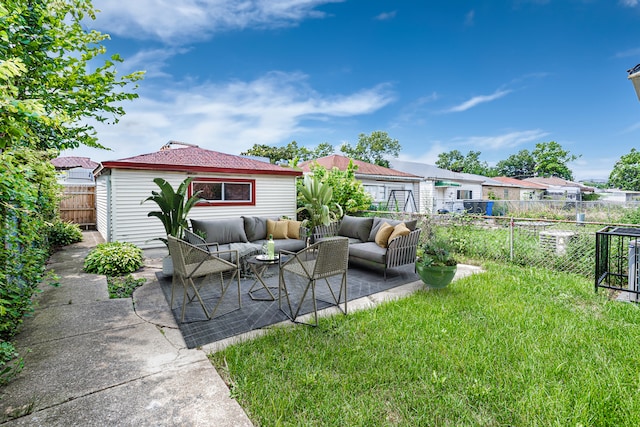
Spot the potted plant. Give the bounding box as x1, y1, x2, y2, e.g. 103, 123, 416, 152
142, 177, 202, 274
415, 237, 458, 289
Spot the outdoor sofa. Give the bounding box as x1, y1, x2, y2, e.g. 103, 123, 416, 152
187, 216, 307, 268
312, 215, 421, 279
186, 214, 421, 279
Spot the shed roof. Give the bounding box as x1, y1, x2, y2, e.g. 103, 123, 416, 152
51, 156, 99, 170
98, 145, 302, 177
299, 155, 422, 180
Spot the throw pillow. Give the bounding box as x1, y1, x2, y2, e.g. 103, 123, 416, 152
338, 215, 374, 242
191, 218, 249, 245
266, 219, 289, 239
388, 222, 410, 243
243, 216, 268, 241
368, 217, 418, 241
286, 220, 302, 239
374, 222, 394, 248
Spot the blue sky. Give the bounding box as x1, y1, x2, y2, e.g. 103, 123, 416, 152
63, 0, 640, 181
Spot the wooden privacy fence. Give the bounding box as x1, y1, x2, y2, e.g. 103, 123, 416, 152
59, 184, 96, 228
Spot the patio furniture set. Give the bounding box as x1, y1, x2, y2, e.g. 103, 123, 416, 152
168, 215, 422, 326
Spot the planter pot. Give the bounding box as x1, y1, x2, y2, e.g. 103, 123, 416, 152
162, 255, 173, 276
416, 263, 457, 289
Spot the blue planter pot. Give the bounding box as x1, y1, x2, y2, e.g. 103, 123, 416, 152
416, 263, 457, 289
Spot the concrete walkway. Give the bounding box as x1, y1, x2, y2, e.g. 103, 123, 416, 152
0, 232, 253, 426
0, 231, 483, 426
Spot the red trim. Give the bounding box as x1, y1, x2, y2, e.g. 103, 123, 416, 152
99, 161, 302, 176
190, 177, 256, 207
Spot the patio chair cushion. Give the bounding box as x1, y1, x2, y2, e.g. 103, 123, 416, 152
191, 218, 249, 245
368, 217, 417, 242
374, 221, 394, 248
338, 215, 373, 242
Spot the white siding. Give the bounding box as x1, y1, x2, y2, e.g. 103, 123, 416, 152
107, 169, 298, 249
419, 181, 435, 214
95, 175, 109, 242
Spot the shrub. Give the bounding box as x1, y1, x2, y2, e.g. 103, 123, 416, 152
47, 220, 83, 247
107, 274, 146, 299
620, 207, 640, 225
0, 342, 24, 386
83, 242, 144, 276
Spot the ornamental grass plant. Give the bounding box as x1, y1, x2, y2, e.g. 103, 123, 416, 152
211, 263, 640, 426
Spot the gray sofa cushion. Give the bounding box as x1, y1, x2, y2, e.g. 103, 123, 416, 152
368, 217, 417, 242
348, 242, 386, 264
338, 215, 373, 242
242, 216, 278, 242
191, 218, 249, 245
253, 238, 306, 253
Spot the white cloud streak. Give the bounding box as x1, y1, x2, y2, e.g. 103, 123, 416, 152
66, 72, 395, 161
375, 11, 397, 21
453, 129, 550, 150
443, 89, 512, 113
620, 0, 639, 7
92, 0, 344, 43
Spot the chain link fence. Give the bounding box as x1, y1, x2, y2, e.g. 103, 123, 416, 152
370, 210, 640, 281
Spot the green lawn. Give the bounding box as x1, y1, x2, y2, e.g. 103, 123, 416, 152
210, 263, 640, 426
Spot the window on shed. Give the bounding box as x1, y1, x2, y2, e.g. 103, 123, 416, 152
191, 178, 255, 206
456, 190, 472, 199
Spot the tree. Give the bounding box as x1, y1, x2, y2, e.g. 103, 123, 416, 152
0, 0, 143, 151
306, 160, 373, 214
436, 149, 464, 172
609, 148, 640, 191
494, 149, 536, 178
436, 150, 494, 176
241, 141, 335, 164
312, 142, 335, 158
531, 141, 579, 180
340, 131, 401, 168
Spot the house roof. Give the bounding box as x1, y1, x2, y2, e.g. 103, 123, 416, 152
387, 159, 489, 184
298, 155, 422, 181
523, 177, 595, 192
491, 176, 548, 189
51, 156, 99, 170
98, 145, 302, 177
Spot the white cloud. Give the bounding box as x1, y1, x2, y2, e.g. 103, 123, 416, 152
465, 10, 475, 26
443, 89, 512, 113
375, 11, 397, 21
92, 0, 344, 43
455, 129, 549, 150
620, 0, 639, 7
63, 71, 395, 161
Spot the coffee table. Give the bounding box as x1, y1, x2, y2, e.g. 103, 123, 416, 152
246, 254, 280, 301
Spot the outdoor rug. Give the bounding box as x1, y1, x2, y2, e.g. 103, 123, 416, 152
157, 264, 420, 348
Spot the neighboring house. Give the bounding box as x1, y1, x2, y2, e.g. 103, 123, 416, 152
488, 176, 547, 200
598, 189, 640, 202
94, 143, 302, 249
387, 159, 486, 214
523, 177, 594, 200
298, 155, 423, 212
51, 156, 98, 184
